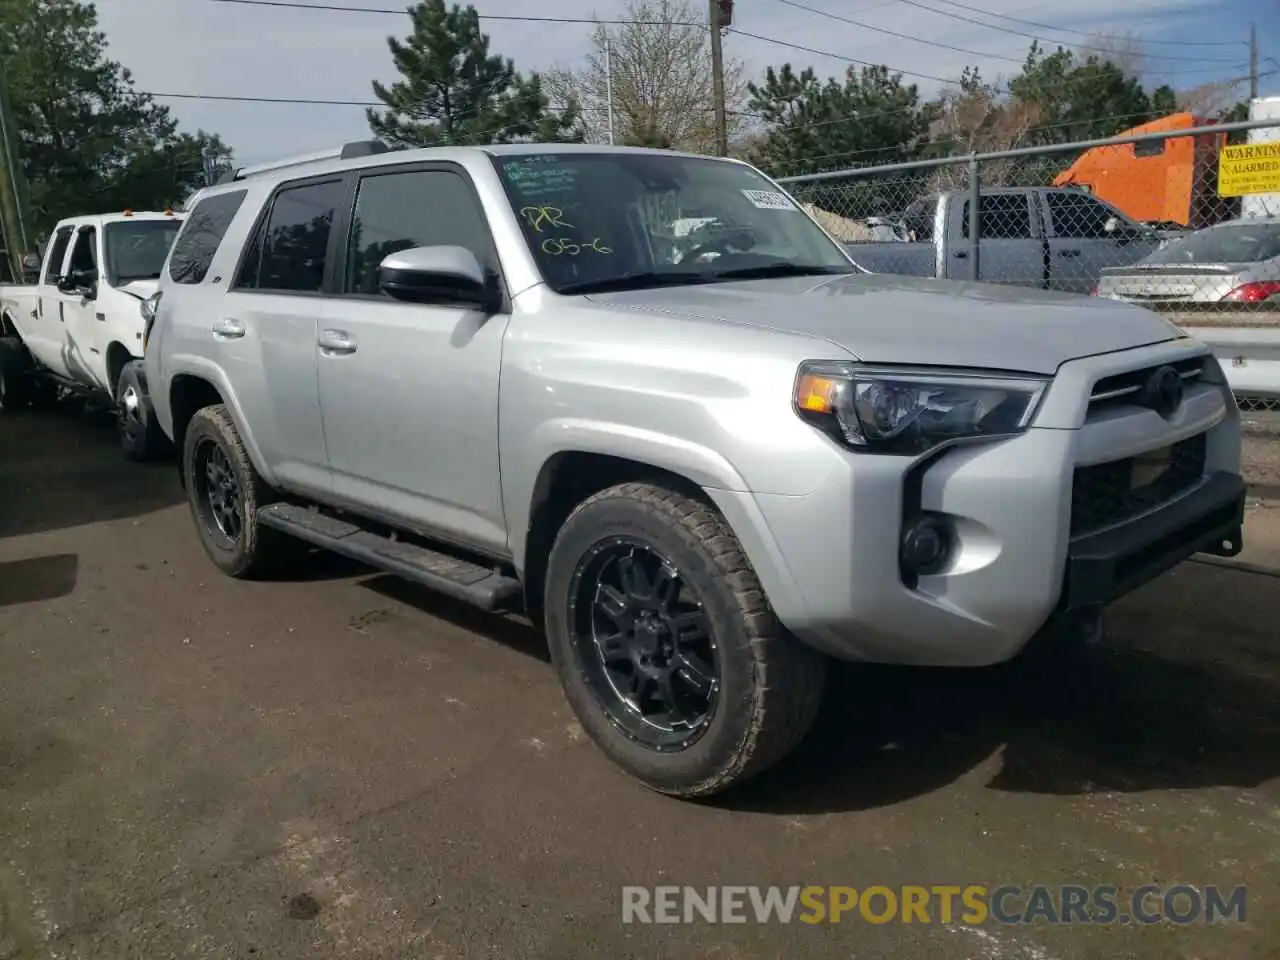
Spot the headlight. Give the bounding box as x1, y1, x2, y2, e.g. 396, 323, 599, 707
140, 292, 161, 349
793, 362, 1048, 456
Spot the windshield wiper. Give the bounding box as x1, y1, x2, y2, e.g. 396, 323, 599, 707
706, 263, 854, 282
556, 272, 717, 295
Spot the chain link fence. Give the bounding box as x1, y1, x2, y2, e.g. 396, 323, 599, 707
780, 117, 1280, 489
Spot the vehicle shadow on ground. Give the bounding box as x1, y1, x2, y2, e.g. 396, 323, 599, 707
359, 573, 552, 664
0, 554, 78, 607
718, 565, 1280, 815
0, 402, 185, 539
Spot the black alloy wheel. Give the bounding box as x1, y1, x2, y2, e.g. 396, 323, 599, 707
569, 537, 720, 750
193, 436, 244, 546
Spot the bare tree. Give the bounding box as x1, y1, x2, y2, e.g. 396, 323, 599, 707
1176, 79, 1246, 118
1084, 31, 1147, 79
546, 0, 748, 152
928, 68, 1040, 189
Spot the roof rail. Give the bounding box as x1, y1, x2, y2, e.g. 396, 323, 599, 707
215, 139, 392, 185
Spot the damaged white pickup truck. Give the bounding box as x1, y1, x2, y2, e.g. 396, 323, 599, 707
0, 209, 183, 459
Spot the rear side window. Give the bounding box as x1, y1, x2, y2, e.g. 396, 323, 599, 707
237, 179, 343, 293
962, 194, 1033, 239
42, 227, 73, 284
168, 190, 247, 284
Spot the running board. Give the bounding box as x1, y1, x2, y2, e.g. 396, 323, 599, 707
257, 503, 522, 612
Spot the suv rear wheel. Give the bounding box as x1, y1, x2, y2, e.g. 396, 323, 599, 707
544, 482, 827, 797
183, 404, 282, 579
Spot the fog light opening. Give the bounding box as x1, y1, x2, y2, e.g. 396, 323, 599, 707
900, 514, 951, 580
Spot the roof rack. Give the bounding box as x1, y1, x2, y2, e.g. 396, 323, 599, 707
215, 139, 391, 184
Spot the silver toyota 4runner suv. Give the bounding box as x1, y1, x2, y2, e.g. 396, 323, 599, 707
146, 140, 1246, 798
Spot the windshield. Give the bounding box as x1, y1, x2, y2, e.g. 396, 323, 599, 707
491, 152, 855, 293
103, 219, 184, 285
1143, 222, 1280, 266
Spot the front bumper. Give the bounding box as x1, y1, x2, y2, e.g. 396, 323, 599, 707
1060, 470, 1243, 612
708, 343, 1244, 668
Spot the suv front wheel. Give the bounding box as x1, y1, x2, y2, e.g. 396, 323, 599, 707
183, 404, 282, 579
544, 482, 827, 798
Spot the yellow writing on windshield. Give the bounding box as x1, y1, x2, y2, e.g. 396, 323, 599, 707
521, 206, 574, 232
542, 237, 613, 257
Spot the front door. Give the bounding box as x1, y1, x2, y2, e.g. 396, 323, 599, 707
1041, 191, 1161, 294
317, 164, 510, 554
60, 225, 108, 390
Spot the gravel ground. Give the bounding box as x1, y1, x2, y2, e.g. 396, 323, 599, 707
1, 404, 1277, 960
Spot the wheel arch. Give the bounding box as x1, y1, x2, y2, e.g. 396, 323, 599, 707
520, 451, 718, 631
105, 341, 136, 397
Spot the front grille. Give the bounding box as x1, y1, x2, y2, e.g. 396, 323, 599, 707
1070, 432, 1207, 537
1087, 355, 1205, 416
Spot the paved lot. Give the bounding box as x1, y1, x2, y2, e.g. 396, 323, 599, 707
1, 405, 1278, 959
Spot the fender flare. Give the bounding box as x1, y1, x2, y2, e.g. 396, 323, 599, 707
167, 355, 281, 487
507, 417, 751, 565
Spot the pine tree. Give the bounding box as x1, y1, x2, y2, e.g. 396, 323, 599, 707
367, 0, 582, 147
0, 0, 232, 233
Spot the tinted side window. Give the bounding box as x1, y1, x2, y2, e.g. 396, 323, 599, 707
169, 190, 247, 284
344, 169, 491, 296
1046, 193, 1116, 239
244, 179, 344, 293
69, 227, 97, 275
962, 195, 1033, 239
42, 227, 73, 284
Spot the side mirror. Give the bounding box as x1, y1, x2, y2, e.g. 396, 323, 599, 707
377, 246, 497, 309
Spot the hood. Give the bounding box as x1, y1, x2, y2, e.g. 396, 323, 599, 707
584, 273, 1185, 375
116, 279, 159, 301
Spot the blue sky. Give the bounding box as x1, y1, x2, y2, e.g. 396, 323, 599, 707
94, 0, 1279, 165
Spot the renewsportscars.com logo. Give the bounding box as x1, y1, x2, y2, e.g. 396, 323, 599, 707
621, 885, 1247, 926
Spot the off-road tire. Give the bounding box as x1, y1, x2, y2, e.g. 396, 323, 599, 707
544, 482, 828, 798
116, 360, 171, 462
182, 404, 285, 579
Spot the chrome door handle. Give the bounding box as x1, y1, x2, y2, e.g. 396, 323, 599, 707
318, 329, 357, 355
212, 317, 246, 339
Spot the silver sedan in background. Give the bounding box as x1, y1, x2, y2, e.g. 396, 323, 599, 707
1095, 217, 1280, 308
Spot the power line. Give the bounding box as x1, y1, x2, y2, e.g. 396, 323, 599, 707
887, 0, 1243, 64
767, 0, 1028, 65
152, 91, 381, 106
203, 0, 700, 26
725, 28, 1233, 86
912, 0, 1247, 48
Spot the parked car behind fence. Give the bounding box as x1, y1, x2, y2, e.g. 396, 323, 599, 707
779, 114, 1280, 488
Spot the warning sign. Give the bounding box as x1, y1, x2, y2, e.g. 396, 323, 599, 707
1218, 142, 1280, 198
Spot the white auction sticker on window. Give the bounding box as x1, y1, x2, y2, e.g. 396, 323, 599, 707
741, 189, 796, 210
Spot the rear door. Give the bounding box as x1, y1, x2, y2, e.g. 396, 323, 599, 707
1041, 191, 1161, 294
219, 176, 343, 499
946, 193, 1046, 287
29, 226, 75, 376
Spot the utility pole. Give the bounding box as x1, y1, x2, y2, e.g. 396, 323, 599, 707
709, 0, 729, 157
1249, 23, 1259, 101
0, 64, 33, 284
605, 38, 616, 145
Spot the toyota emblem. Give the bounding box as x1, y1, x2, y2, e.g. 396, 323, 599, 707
1140, 365, 1184, 418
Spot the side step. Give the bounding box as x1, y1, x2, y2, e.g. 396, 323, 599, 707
257, 503, 523, 612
